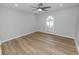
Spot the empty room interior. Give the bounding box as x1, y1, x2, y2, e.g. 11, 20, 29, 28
0, 3, 79, 55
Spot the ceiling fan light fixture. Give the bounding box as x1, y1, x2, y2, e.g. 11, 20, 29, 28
30, 3, 51, 13
38, 8, 42, 12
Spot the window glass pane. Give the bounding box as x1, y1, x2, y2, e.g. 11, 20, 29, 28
46, 16, 54, 28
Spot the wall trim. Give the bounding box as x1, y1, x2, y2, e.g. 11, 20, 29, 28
1, 31, 75, 43
39, 31, 75, 39
1, 31, 36, 44
74, 39, 79, 54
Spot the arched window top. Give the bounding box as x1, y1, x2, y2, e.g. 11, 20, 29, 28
47, 16, 54, 21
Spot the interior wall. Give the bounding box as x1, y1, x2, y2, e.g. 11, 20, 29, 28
38, 6, 79, 39
75, 7, 79, 51
34, 13, 40, 31
0, 6, 37, 42
76, 19, 79, 52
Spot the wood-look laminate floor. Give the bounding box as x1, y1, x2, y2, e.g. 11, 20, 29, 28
1, 32, 78, 55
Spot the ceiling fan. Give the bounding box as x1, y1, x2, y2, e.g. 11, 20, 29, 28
30, 3, 51, 12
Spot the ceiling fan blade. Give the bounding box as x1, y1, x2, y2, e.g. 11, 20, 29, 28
42, 6, 51, 9
30, 3, 51, 13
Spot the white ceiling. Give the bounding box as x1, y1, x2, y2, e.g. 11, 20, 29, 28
0, 3, 79, 14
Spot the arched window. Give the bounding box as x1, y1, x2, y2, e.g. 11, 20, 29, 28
46, 16, 54, 28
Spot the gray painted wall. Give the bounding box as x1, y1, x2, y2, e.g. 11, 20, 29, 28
75, 7, 79, 51
38, 7, 79, 39
0, 6, 37, 42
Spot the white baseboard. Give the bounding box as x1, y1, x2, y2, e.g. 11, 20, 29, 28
39, 31, 75, 39
1, 31, 75, 44
1, 31, 36, 44
74, 39, 79, 54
